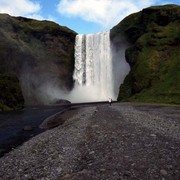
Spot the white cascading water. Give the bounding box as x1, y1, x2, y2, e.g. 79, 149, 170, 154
71, 31, 130, 102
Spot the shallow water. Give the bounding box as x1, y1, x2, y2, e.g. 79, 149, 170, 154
0, 105, 70, 156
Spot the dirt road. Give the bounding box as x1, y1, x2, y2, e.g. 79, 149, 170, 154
0, 103, 179, 179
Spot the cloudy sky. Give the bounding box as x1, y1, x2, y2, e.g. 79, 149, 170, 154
0, 0, 179, 34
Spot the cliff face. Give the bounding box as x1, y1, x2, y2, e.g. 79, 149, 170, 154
0, 14, 77, 106
0, 73, 24, 111
111, 4, 180, 104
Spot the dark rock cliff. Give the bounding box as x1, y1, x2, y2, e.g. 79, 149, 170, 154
0, 73, 24, 111
111, 4, 180, 104
0, 14, 77, 107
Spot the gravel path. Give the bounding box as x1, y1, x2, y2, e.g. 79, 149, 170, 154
0, 103, 179, 180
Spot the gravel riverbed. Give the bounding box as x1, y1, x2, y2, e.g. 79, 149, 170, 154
0, 103, 179, 179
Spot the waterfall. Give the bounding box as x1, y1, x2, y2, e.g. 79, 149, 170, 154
71, 31, 130, 102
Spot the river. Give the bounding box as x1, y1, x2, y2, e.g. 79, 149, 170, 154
0, 104, 71, 157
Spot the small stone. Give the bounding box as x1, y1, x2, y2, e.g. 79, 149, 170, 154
89, 151, 95, 155
123, 171, 131, 177
18, 169, 22, 172
160, 169, 168, 176
56, 167, 62, 173
79, 169, 89, 174
150, 134, 157, 137
100, 169, 106, 172
92, 125, 99, 128
61, 174, 71, 179
145, 144, 152, 147
167, 165, 173, 169
47, 157, 52, 161
131, 163, 136, 167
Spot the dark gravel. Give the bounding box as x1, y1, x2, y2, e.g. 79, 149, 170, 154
0, 103, 179, 180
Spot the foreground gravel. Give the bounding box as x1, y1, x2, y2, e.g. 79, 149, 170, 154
0, 103, 179, 180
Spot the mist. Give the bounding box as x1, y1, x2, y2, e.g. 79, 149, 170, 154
111, 36, 131, 97
19, 32, 130, 105
67, 32, 130, 103
19, 59, 69, 105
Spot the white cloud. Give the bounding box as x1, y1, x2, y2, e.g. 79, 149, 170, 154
0, 0, 41, 18
57, 0, 161, 30
46, 15, 57, 23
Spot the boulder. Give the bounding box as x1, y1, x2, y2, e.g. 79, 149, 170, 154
52, 99, 71, 105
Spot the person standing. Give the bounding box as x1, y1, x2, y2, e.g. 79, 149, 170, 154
108, 98, 112, 106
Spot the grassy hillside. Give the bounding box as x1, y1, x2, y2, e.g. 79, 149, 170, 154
111, 4, 180, 104
0, 14, 77, 106
0, 73, 24, 111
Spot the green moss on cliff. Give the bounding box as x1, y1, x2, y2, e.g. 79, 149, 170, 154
0, 14, 77, 105
111, 4, 180, 104
0, 73, 24, 111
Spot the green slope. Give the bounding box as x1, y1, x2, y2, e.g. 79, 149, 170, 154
111, 4, 180, 104
0, 14, 77, 107
0, 73, 24, 111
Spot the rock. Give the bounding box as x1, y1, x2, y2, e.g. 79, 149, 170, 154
131, 163, 136, 167
52, 99, 71, 105
150, 134, 157, 137
23, 125, 33, 131
100, 169, 106, 172
56, 167, 62, 173
40, 117, 64, 129
61, 174, 72, 180
160, 169, 168, 176
123, 171, 131, 177
39, 111, 65, 129
89, 151, 95, 155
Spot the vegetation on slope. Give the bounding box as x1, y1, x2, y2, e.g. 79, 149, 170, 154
111, 4, 180, 104
0, 14, 77, 106
0, 73, 24, 111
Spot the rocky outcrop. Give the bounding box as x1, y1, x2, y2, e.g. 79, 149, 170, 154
0, 14, 77, 105
111, 4, 180, 104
